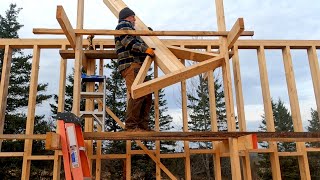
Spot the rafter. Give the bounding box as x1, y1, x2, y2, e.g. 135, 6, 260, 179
103, 0, 185, 74
56, 6, 76, 49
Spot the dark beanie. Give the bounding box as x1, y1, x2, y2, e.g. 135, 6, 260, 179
119, 7, 135, 20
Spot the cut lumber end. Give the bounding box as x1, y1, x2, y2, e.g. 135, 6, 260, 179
45, 132, 61, 150
56, 6, 63, 19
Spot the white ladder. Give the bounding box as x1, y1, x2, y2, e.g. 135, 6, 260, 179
80, 74, 106, 131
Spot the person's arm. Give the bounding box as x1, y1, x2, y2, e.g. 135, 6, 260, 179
116, 21, 154, 56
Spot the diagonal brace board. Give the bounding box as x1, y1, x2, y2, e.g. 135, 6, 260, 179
132, 56, 153, 87
103, 0, 185, 74
105, 107, 177, 180
132, 56, 225, 99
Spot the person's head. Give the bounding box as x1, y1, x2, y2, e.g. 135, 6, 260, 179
119, 7, 136, 26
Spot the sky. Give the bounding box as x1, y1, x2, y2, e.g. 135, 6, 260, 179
1, 0, 320, 131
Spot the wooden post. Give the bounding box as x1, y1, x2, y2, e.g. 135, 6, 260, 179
282, 46, 311, 180
307, 46, 320, 123
52, 44, 67, 180
0, 45, 12, 151
21, 45, 41, 180
72, 0, 84, 116
180, 47, 191, 179
257, 46, 282, 179
232, 46, 246, 131
215, 0, 242, 179
207, 45, 222, 180
154, 63, 161, 180
232, 45, 252, 180
95, 44, 104, 180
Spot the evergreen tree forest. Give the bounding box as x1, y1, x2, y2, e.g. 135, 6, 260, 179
0, 4, 53, 179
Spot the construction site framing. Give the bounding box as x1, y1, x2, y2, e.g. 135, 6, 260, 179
1, 0, 320, 179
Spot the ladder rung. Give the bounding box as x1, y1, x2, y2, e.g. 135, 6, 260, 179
80, 92, 104, 99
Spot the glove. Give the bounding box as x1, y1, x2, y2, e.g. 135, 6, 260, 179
145, 48, 155, 57
148, 27, 153, 31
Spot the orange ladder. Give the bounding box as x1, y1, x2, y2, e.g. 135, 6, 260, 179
57, 112, 91, 180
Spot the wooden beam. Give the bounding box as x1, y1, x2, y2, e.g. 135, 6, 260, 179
2, 39, 320, 50
0, 134, 46, 140
0, 45, 12, 151
33, 28, 255, 36
282, 46, 311, 180
103, 0, 184, 74
154, 62, 161, 180
105, 107, 177, 179
132, 56, 153, 87
168, 45, 218, 62
227, 18, 245, 49
132, 56, 224, 99
21, 45, 41, 180
56, 6, 76, 49
307, 46, 320, 123
45, 132, 61, 150
59, 50, 117, 59
257, 46, 282, 179
232, 46, 246, 131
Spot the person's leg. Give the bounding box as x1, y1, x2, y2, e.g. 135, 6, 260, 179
139, 93, 152, 130
121, 63, 144, 130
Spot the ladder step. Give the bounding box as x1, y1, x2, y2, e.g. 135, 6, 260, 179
80, 92, 104, 99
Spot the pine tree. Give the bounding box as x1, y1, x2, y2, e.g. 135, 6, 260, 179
187, 74, 228, 180
0, 4, 52, 179
306, 109, 320, 179
257, 99, 299, 179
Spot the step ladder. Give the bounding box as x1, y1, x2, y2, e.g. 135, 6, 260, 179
56, 112, 91, 180
80, 73, 106, 131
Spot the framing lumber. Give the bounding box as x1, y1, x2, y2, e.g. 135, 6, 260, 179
207, 45, 222, 180
59, 49, 117, 59
132, 56, 153, 87
282, 46, 311, 179
132, 56, 224, 99
79, 132, 320, 141
168, 45, 219, 62
103, 0, 184, 74
154, 62, 161, 180
180, 56, 191, 180
56, 6, 76, 49
232, 46, 246, 131
2, 39, 320, 49
307, 46, 320, 123
0, 45, 12, 151
105, 107, 177, 179
21, 45, 41, 180
33, 28, 255, 36
257, 46, 282, 179
227, 18, 245, 49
